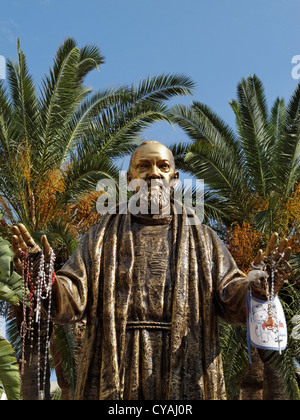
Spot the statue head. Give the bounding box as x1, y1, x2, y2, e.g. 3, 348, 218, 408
126, 140, 179, 213
127, 140, 179, 185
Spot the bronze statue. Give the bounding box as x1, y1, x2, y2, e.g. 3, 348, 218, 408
11, 140, 292, 400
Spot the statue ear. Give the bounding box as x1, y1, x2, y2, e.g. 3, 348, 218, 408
171, 171, 179, 189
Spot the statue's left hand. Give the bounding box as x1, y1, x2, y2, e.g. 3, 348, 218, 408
248, 233, 292, 298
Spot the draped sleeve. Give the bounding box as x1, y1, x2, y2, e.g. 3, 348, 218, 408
206, 226, 249, 325
51, 226, 98, 324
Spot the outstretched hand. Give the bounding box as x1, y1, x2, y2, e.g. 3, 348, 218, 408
11, 224, 51, 275
249, 232, 292, 297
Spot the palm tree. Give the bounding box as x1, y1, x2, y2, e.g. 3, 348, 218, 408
0, 38, 194, 234
168, 74, 300, 399
0, 37, 195, 399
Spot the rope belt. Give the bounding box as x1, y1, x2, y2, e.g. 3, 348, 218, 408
126, 320, 171, 331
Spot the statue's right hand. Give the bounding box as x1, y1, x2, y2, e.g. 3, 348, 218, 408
11, 224, 51, 275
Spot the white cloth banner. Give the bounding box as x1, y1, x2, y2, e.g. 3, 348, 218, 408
247, 291, 287, 360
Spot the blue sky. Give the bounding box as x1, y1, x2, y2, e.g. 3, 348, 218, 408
0, 0, 300, 151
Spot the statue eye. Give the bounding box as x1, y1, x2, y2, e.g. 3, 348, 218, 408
159, 163, 170, 170
137, 162, 149, 169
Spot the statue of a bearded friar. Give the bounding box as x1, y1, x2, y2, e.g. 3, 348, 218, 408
12, 140, 292, 400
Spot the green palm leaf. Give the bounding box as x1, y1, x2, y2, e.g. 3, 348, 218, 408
51, 324, 77, 398
58, 87, 128, 165
0, 336, 20, 400
133, 73, 195, 104
0, 237, 22, 305
6, 39, 40, 149
235, 74, 273, 197
219, 322, 249, 399
169, 103, 251, 220
275, 82, 300, 197
38, 38, 104, 175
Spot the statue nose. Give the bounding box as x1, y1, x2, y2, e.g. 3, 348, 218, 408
148, 165, 160, 178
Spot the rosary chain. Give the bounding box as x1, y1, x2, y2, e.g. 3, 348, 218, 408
20, 246, 56, 400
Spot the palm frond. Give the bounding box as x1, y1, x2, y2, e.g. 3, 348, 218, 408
0, 336, 20, 400
237, 75, 272, 196
0, 80, 14, 160
275, 82, 300, 196
58, 87, 129, 165
168, 104, 207, 142
168, 141, 190, 170
7, 40, 40, 144
184, 140, 250, 217
133, 73, 195, 104
95, 102, 172, 157
51, 324, 77, 398
235, 74, 273, 197
219, 322, 249, 399
168, 103, 252, 221
77, 43, 105, 80
57, 151, 120, 205
0, 236, 22, 306
43, 219, 79, 258
191, 101, 241, 150
38, 38, 104, 174
201, 189, 236, 225
39, 45, 82, 172
4, 311, 21, 361
269, 97, 286, 145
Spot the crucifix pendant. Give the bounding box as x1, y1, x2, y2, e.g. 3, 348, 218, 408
263, 266, 276, 331
19, 356, 27, 375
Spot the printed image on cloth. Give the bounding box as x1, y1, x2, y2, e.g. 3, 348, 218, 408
247, 291, 287, 353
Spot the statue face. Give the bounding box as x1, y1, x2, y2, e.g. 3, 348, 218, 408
127, 141, 178, 185
126, 141, 179, 213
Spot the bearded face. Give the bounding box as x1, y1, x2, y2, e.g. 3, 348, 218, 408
126, 141, 179, 215
128, 177, 176, 215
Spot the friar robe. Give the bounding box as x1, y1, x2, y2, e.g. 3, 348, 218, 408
51, 204, 248, 400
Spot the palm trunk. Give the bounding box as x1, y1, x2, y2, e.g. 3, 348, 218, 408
239, 348, 264, 400
258, 349, 288, 400
239, 348, 289, 400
